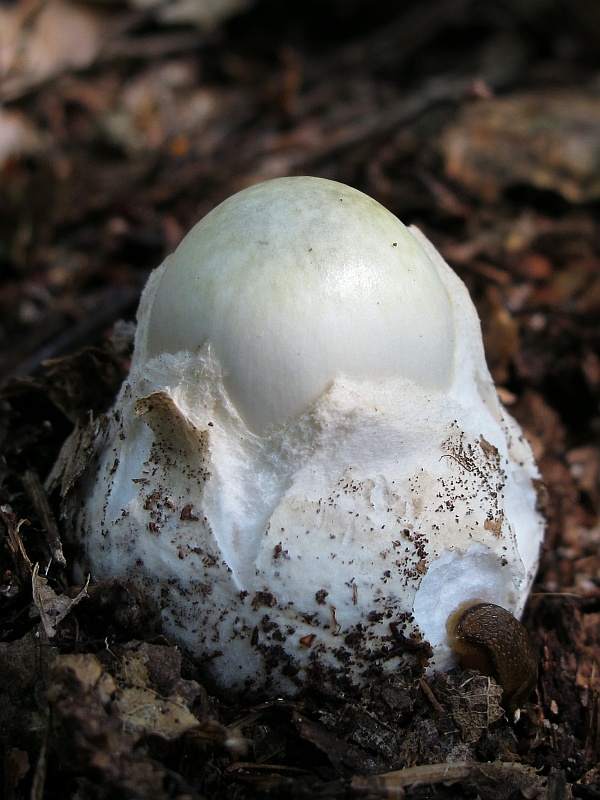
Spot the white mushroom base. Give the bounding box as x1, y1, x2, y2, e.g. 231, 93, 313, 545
63, 227, 544, 695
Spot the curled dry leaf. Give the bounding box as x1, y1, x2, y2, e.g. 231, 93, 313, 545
31, 562, 88, 638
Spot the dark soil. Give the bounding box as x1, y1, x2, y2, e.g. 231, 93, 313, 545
2, 1, 600, 798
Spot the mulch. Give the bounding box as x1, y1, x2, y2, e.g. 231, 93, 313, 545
1, 1, 600, 797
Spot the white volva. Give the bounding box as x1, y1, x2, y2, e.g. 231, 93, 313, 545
59, 177, 545, 694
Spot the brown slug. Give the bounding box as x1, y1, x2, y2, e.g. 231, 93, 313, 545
446, 600, 538, 712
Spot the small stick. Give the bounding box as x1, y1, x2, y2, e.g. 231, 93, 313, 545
22, 469, 67, 570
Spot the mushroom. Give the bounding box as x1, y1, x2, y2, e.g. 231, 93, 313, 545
57, 177, 545, 695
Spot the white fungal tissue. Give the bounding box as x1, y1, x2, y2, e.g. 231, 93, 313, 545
58, 177, 545, 694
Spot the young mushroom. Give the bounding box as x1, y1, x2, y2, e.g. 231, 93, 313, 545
55, 177, 545, 696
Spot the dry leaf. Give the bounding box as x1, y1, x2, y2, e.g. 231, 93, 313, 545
0, 0, 105, 99
442, 91, 600, 203
114, 650, 200, 740
0, 108, 45, 166
31, 562, 89, 638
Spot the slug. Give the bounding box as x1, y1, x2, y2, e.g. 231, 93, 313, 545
446, 600, 538, 712
56, 176, 544, 696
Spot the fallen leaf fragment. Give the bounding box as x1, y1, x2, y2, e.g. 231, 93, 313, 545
114, 650, 199, 740
442, 91, 600, 203
449, 673, 504, 743
0, 108, 45, 167
31, 563, 89, 638
0, 0, 105, 100
47, 653, 201, 798
350, 760, 546, 799
130, 0, 253, 29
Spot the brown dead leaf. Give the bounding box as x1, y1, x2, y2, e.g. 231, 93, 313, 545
31, 562, 88, 638
0, 0, 106, 101
114, 650, 200, 740
442, 91, 600, 203
102, 61, 221, 155
44, 414, 110, 501
477, 285, 521, 385
148, 0, 253, 29
449, 673, 504, 743
0, 108, 45, 167
47, 653, 200, 798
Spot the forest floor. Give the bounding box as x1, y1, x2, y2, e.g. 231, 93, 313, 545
1, 1, 600, 798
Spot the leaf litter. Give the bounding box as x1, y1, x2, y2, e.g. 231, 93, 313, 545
1, 1, 600, 797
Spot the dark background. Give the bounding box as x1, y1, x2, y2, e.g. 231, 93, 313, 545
1, 1, 600, 797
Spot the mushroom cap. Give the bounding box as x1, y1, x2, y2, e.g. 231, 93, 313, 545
143, 177, 454, 434
64, 177, 545, 694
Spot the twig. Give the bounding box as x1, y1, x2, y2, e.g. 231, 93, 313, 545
350, 761, 471, 798
22, 469, 66, 570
